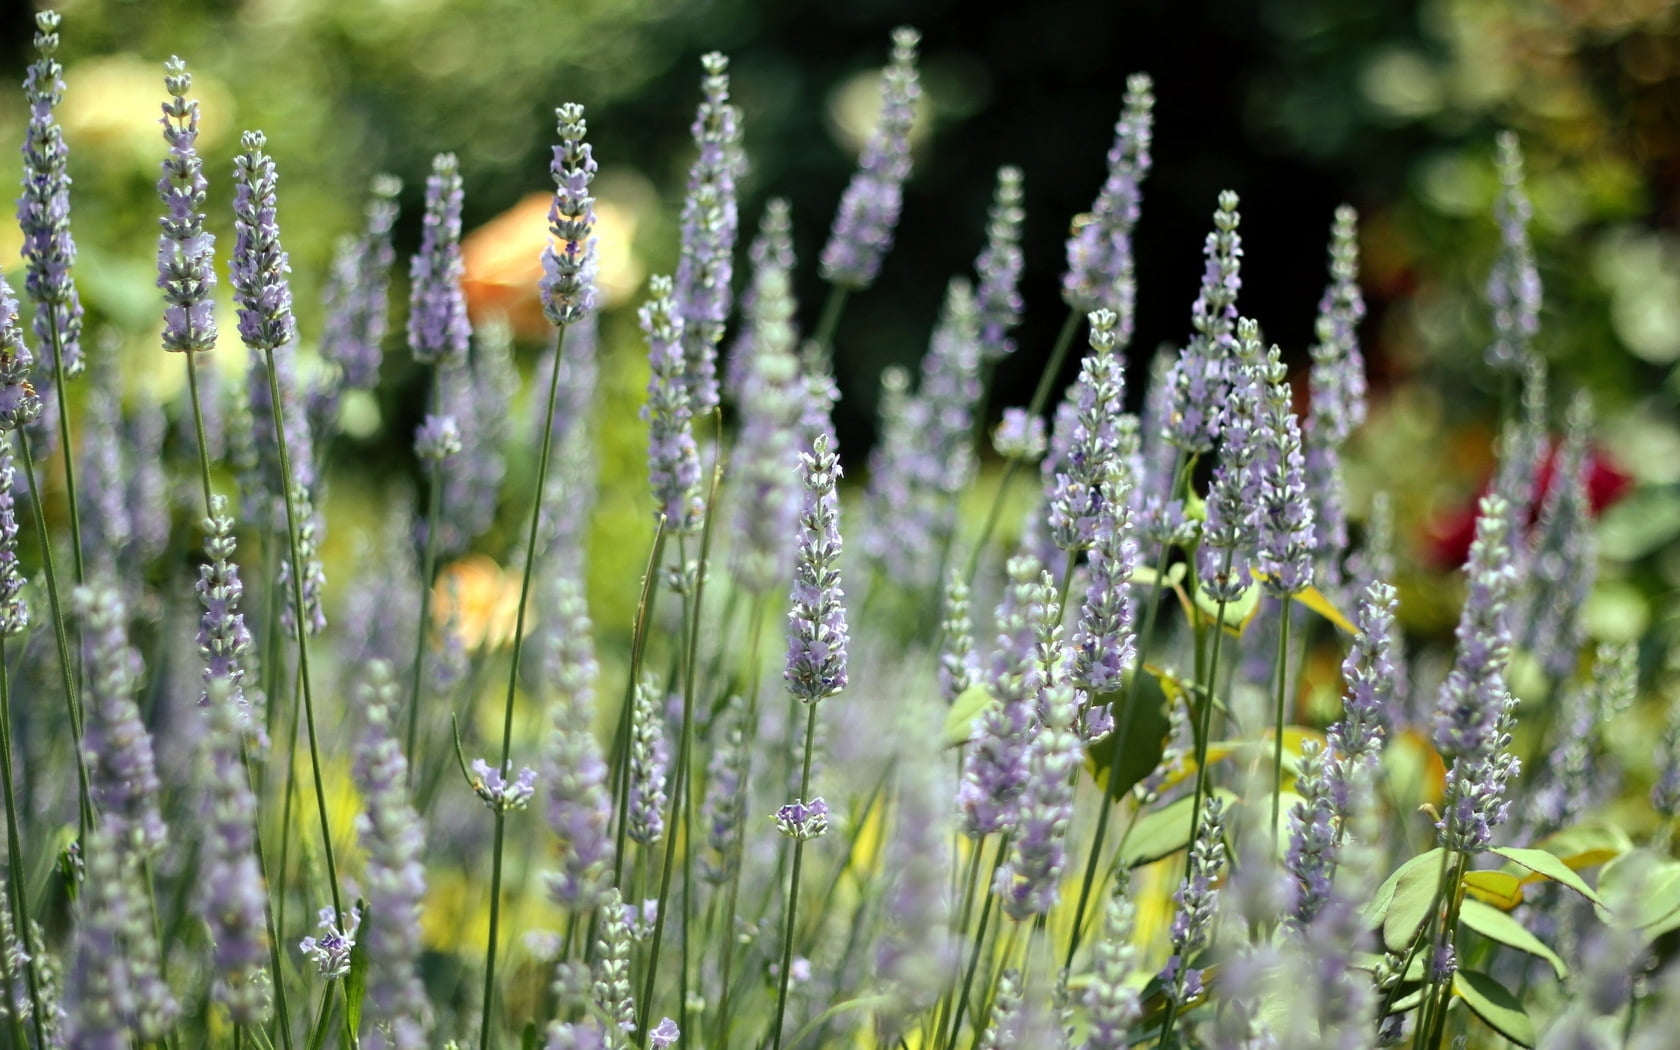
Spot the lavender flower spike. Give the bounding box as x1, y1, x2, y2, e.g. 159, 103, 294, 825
1304, 205, 1366, 581
197, 495, 256, 730
785, 431, 849, 703
320, 175, 401, 390
675, 52, 743, 413
820, 27, 921, 290
1327, 580, 1397, 810
0, 436, 25, 637
641, 275, 703, 536
1082, 883, 1143, 1050
995, 677, 1081, 920
1161, 795, 1226, 1008
1072, 461, 1138, 694
1164, 191, 1242, 453
158, 57, 218, 354
407, 154, 469, 368
1194, 318, 1266, 603
198, 677, 270, 1025
230, 131, 296, 352
19, 11, 84, 376
1047, 308, 1126, 553
353, 662, 434, 1050
77, 581, 167, 857
1063, 73, 1154, 341
627, 675, 670, 846
975, 165, 1025, 362
542, 103, 599, 327
1254, 345, 1316, 596
1486, 131, 1541, 372
0, 276, 42, 432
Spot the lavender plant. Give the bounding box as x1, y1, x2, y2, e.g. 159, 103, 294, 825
0, 17, 1660, 1050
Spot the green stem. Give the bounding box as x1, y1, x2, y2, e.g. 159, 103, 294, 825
0, 639, 47, 1050
43, 309, 84, 586
769, 701, 822, 1050
943, 833, 1009, 1050
611, 521, 669, 889
812, 285, 850, 357
262, 345, 344, 928
17, 430, 92, 840
1271, 599, 1293, 836
712, 594, 767, 1050
183, 350, 218, 515
481, 322, 569, 1050
406, 455, 443, 784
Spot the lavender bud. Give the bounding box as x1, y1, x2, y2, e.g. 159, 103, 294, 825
727, 264, 803, 594
0, 277, 42, 432
958, 555, 1042, 836
1285, 742, 1338, 928
975, 165, 1025, 361
1047, 309, 1126, 553
674, 52, 743, 414
1654, 701, 1680, 820
1062, 73, 1154, 340
994, 679, 1080, 920
19, 12, 84, 377
542, 104, 599, 326
1161, 796, 1226, 1007
773, 797, 830, 840
157, 57, 217, 354
641, 276, 704, 537
820, 28, 920, 289
1072, 462, 1138, 694
414, 414, 460, 463
1328, 580, 1397, 811
1486, 132, 1541, 372
0, 435, 25, 636
469, 758, 537, 813
299, 906, 360, 980
77, 582, 167, 857
1431, 496, 1517, 763
993, 407, 1046, 461
408, 154, 469, 369
1254, 346, 1315, 596
1195, 319, 1266, 603
938, 571, 979, 704
724, 198, 798, 402
1164, 192, 1242, 453
353, 663, 434, 1049
593, 888, 635, 1042
785, 432, 849, 703
197, 495, 255, 725
1082, 882, 1142, 1050
627, 676, 670, 846
197, 678, 270, 1025
229, 131, 296, 352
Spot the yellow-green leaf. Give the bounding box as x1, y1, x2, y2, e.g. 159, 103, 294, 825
1364, 848, 1445, 935
1453, 969, 1535, 1047
1191, 578, 1260, 635
1532, 822, 1632, 873
1291, 584, 1356, 634
1462, 870, 1525, 910
1492, 846, 1606, 907
1118, 790, 1235, 869
943, 683, 994, 747
1459, 898, 1567, 979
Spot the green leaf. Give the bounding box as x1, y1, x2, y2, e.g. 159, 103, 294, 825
943, 683, 994, 747
1459, 898, 1567, 979
345, 900, 370, 1036
1597, 849, 1680, 932
1491, 846, 1605, 906
1453, 968, 1536, 1047
1532, 822, 1632, 872
521, 1022, 540, 1050
1192, 577, 1260, 634
1363, 848, 1444, 946
1117, 790, 1234, 868
1085, 678, 1172, 803
1383, 852, 1447, 953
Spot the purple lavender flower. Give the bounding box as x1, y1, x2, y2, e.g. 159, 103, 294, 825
1432, 496, 1520, 852
699, 695, 749, 885
414, 414, 460, 463
229, 131, 296, 352
1082, 884, 1142, 1050
592, 888, 635, 1037
774, 797, 830, 840
876, 725, 955, 1027
299, 905, 360, 979
407, 154, 469, 368
674, 53, 743, 414
1254, 346, 1316, 596
78, 385, 129, 575
978, 969, 1025, 1050
66, 826, 178, 1044
1327, 580, 1396, 814
197, 677, 270, 1025
641, 277, 704, 540
650, 1017, 680, 1049
541, 104, 599, 327
1522, 393, 1596, 680
1492, 358, 1548, 592
993, 407, 1046, 461
975, 166, 1025, 362
1195, 318, 1266, 603
1161, 795, 1226, 1009
1285, 741, 1337, 928
958, 555, 1042, 837
995, 678, 1080, 920
0, 435, 24, 636
820, 27, 921, 289
542, 573, 614, 910
470, 758, 537, 813
353, 663, 434, 1049
435, 320, 516, 553
1063, 73, 1154, 340
125, 393, 170, 566
0, 277, 41, 436
938, 571, 979, 703
1073, 463, 1138, 693
1165, 192, 1242, 453
77, 582, 167, 857
785, 432, 849, 703
724, 199, 798, 402
311, 174, 400, 435
1486, 132, 1541, 372
1047, 309, 1126, 553
196, 495, 254, 717
1303, 206, 1366, 585
19, 12, 84, 378
157, 57, 217, 355
628, 676, 670, 846
728, 261, 803, 595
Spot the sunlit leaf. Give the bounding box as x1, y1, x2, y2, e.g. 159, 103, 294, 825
1118, 789, 1236, 868
943, 683, 994, 747
1532, 822, 1632, 873
1597, 849, 1680, 932
1459, 898, 1567, 979
1085, 679, 1172, 802
1453, 969, 1535, 1047
1365, 848, 1445, 935
1191, 578, 1260, 635
1491, 846, 1605, 906
1383, 853, 1445, 953
1462, 870, 1525, 910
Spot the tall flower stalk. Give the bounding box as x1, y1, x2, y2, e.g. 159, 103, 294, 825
19, 10, 87, 582
481, 101, 596, 1050
229, 129, 345, 932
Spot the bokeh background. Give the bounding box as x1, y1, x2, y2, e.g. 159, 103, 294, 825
0, 0, 1677, 657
